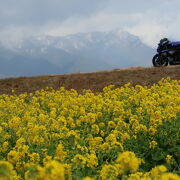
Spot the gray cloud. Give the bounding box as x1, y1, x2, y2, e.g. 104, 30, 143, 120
0, 0, 180, 48
0, 0, 107, 26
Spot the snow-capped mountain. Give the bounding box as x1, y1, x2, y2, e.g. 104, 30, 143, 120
0, 30, 154, 78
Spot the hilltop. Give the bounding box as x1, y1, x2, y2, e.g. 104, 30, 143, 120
0, 65, 179, 95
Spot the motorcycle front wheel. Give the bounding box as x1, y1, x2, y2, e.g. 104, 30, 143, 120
152, 54, 168, 67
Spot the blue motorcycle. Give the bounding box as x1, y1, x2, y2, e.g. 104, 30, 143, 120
152, 38, 180, 67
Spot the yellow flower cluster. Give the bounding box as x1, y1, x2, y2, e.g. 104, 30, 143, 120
100, 151, 142, 179
0, 78, 179, 179
128, 165, 180, 180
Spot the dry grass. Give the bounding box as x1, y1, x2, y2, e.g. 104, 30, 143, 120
0, 66, 180, 95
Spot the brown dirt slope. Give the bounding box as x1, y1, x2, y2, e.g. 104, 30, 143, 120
0, 66, 180, 95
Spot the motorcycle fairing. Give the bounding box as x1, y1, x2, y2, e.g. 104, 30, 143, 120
170, 41, 180, 46
157, 49, 169, 53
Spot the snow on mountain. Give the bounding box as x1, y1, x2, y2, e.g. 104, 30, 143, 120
0, 30, 154, 77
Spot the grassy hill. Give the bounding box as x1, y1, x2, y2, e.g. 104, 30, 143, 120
0, 65, 180, 95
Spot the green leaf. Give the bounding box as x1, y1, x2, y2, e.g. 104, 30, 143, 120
152, 150, 165, 161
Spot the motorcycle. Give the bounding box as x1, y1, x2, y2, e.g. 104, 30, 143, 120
152, 38, 180, 67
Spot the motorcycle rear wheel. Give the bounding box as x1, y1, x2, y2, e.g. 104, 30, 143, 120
152, 54, 168, 67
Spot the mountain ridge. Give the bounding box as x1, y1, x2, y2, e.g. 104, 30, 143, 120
0, 30, 154, 78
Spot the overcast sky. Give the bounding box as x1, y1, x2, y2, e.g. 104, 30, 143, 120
0, 0, 180, 47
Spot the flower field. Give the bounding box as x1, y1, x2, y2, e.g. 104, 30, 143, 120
0, 78, 179, 180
